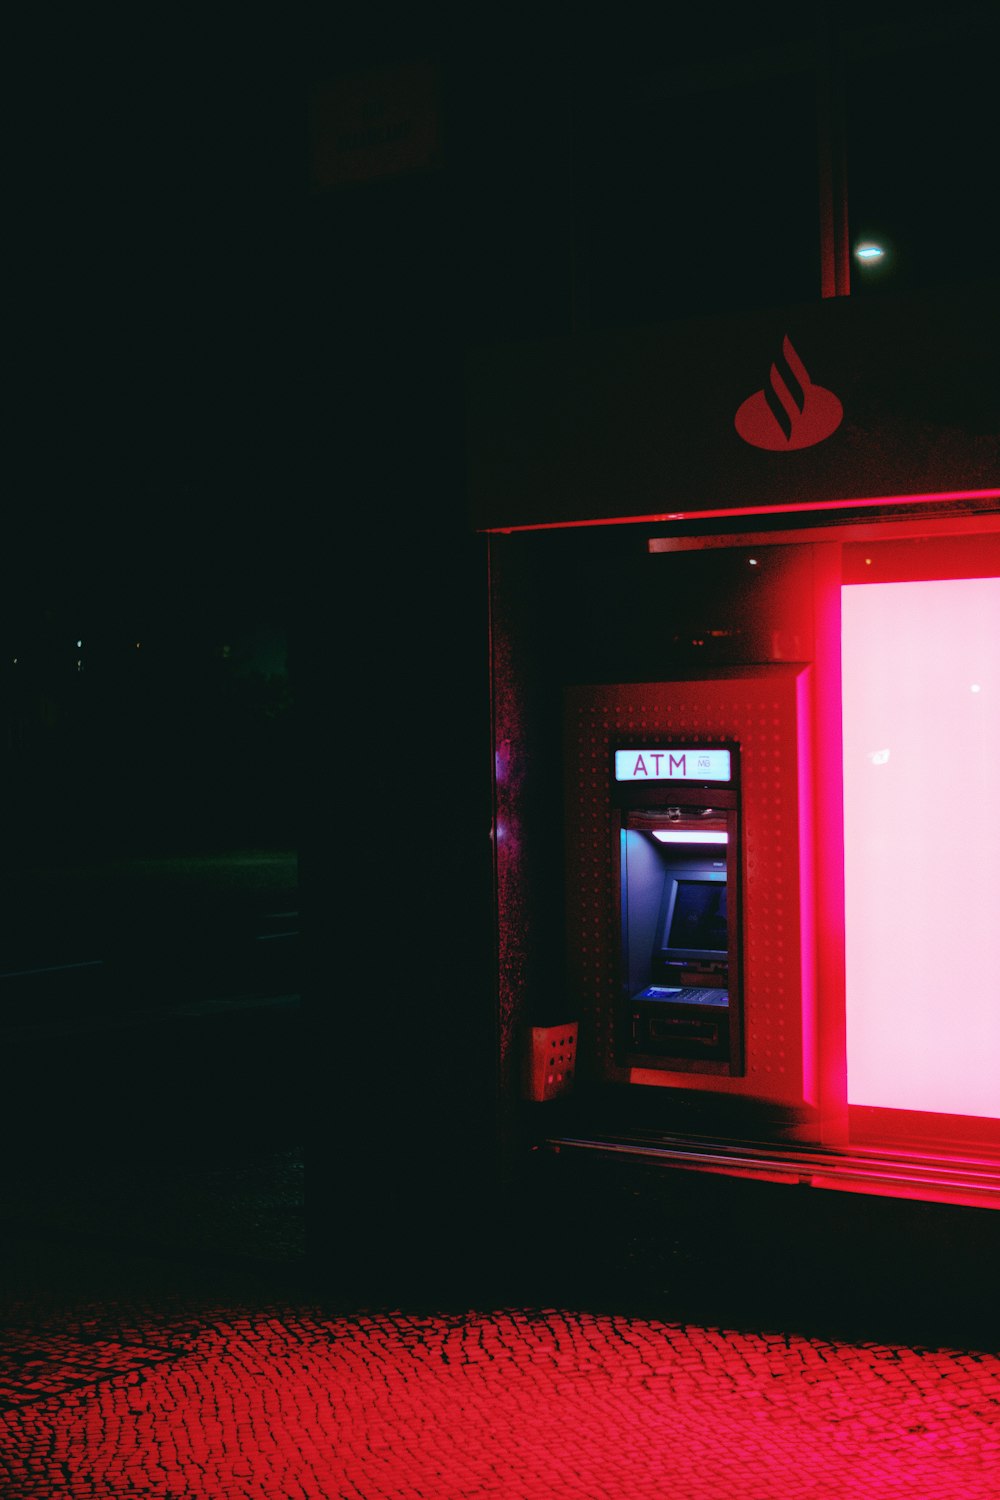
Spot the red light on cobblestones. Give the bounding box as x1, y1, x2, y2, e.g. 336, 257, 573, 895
2, 1309, 999, 1498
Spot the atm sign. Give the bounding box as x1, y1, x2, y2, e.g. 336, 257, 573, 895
614, 748, 732, 782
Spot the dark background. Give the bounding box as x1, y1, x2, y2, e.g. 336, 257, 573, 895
8, 4, 999, 858
3, 5, 998, 1300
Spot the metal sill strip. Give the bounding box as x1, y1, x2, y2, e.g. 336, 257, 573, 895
543, 1131, 1000, 1206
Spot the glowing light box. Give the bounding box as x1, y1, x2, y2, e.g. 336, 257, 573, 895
651, 830, 728, 844
614, 749, 731, 782
842, 575, 1000, 1120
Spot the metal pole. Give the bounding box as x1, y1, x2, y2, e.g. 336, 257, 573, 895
817, 7, 850, 297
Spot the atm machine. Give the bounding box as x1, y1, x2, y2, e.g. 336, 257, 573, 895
475, 281, 1000, 1214
616, 747, 741, 1075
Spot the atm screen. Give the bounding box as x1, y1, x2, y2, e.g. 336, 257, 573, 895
663, 878, 727, 959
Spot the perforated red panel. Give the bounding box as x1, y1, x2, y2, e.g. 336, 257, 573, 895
566, 669, 814, 1106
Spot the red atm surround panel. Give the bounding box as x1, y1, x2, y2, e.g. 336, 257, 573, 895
566, 669, 816, 1112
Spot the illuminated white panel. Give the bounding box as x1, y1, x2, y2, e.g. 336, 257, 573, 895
614, 748, 731, 782
651, 830, 728, 844
842, 576, 1000, 1119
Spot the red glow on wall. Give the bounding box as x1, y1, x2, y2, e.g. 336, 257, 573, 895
842, 576, 1000, 1120
485, 490, 1000, 533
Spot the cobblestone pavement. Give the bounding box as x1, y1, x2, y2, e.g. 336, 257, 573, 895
2, 1230, 999, 1500
1, 986, 997, 1500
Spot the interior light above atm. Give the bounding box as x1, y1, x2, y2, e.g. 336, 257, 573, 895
855, 242, 885, 261
652, 830, 729, 844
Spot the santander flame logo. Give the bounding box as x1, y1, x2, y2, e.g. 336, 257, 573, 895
734, 335, 843, 451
